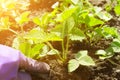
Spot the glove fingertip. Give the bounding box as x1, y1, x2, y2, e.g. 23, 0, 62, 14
44, 63, 50, 72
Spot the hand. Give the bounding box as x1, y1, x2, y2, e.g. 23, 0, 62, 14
0, 44, 50, 80
19, 55, 50, 73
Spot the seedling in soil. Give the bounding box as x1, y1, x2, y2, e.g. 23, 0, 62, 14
1, 0, 120, 74
68, 50, 95, 72
13, 0, 120, 71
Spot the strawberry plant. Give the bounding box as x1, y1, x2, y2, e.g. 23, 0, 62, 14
9, 0, 120, 73
1, 0, 120, 80
12, 0, 95, 63
68, 50, 95, 72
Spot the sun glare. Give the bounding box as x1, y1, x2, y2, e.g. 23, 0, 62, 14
0, 0, 30, 30
0, 0, 29, 16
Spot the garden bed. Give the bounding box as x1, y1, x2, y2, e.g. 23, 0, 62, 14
1, 0, 120, 80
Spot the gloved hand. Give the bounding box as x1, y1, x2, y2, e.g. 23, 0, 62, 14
0, 44, 50, 80
19, 49, 50, 74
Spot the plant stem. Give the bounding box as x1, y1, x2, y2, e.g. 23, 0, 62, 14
107, 59, 120, 67
46, 42, 54, 50
9, 28, 18, 35
85, 0, 93, 7
61, 23, 66, 61
46, 42, 64, 61
20, 25, 24, 34
62, 40, 65, 59
64, 36, 69, 60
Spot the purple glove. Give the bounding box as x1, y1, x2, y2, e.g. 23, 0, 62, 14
0, 44, 50, 80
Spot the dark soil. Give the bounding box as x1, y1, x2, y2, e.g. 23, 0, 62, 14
1, 0, 120, 80
31, 41, 120, 80
89, 54, 120, 80
31, 54, 91, 80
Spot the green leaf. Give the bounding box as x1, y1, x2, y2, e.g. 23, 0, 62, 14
39, 45, 49, 57
56, 7, 78, 22
19, 42, 31, 56
47, 49, 59, 55
102, 26, 118, 38
71, 0, 79, 4
96, 50, 106, 56
111, 39, 120, 47
98, 50, 114, 59
12, 37, 20, 49
114, 5, 120, 16
0, 17, 10, 29
105, 4, 112, 12
96, 11, 112, 21
67, 17, 75, 33
75, 50, 95, 66
105, 47, 114, 53
51, 24, 63, 33
61, 17, 75, 38
30, 44, 44, 58
96, 47, 114, 59
16, 11, 30, 25
112, 47, 120, 53
70, 27, 85, 41
51, 2, 59, 9
33, 13, 53, 29
33, 17, 41, 26
78, 56, 95, 66
94, 6, 102, 14
92, 27, 103, 40
94, 6, 113, 21
99, 56, 109, 60
62, 7, 77, 20
24, 28, 62, 43
85, 15, 104, 27
78, 11, 89, 23
75, 50, 88, 59
12, 37, 25, 50
40, 13, 51, 28
110, 39, 120, 53
68, 59, 80, 72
